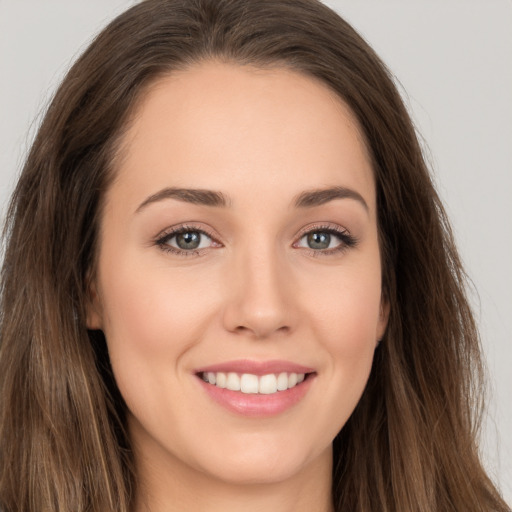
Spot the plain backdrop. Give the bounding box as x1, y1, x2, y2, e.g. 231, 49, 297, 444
1, 0, 511, 503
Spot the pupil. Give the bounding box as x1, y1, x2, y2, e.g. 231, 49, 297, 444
176, 232, 200, 250
307, 232, 330, 249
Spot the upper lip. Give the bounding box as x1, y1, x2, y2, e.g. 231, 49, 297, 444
194, 359, 315, 376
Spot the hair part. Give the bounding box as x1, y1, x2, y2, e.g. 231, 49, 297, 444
0, 1, 508, 510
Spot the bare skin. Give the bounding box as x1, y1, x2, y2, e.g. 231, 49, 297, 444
88, 61, 388, 512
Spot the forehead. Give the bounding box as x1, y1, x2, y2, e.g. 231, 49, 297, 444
110, 61, 375, 213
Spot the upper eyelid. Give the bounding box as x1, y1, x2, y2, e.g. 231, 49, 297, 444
295, 222, 350, 238
155, 224, 219, 243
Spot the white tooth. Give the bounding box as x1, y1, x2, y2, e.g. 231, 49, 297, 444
226, 372, 241, 391
207, 371, 306, 393
288, 373, 298, 388
259, 374, 277, 394
277, 372, 288, 391
216, 372, 227, 388
240, 373, 259, 394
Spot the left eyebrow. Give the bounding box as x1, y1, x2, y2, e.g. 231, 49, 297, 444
135, 187, 230, 213
293, 186, 369, 212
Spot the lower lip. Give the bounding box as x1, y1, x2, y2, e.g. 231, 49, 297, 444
196, 375, 315, 418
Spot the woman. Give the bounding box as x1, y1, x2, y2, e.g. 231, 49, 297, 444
0, 0, 509, 510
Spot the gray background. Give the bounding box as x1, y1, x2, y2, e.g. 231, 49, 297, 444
1, 0, 510, 502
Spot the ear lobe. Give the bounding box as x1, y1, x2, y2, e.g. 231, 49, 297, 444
85, 277, 103, 330
376, 299, 390, 344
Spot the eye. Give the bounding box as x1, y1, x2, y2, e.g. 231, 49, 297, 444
156, 227, 219, 254
299, 231, 338, 250
294, 226, 357, 254
171, 230, 210, 250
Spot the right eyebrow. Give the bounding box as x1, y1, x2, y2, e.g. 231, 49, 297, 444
293, 186, 369, 212
135, 187, 230, 213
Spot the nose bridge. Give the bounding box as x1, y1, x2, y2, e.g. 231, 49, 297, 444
222, 238, 295, 338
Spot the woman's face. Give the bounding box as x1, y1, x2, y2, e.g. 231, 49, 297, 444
88, 62, 388, 487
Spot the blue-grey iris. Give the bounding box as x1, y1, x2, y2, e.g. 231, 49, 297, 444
176, 231, 201, 250
307, 232, 330, 249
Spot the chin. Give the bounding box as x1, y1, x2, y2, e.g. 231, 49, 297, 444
201, 455, 308, 486
192, 438, 331, 487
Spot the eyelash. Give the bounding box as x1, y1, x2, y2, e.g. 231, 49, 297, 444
154, 223, 358, 257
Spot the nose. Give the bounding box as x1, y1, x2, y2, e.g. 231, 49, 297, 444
222, 247, 298, 339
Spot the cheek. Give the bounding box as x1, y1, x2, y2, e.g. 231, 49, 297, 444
97, 255, 221, 372
305, 262, 383, 349
96, 256, 225, 433
302, 259, 382, 408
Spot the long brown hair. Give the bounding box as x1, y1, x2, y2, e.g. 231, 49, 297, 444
0, 1, 509, 510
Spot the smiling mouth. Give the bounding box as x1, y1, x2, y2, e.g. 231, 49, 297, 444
198, 371, 312, 395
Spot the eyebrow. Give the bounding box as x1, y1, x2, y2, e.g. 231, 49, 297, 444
293, 186, 369, 211
136, 187, 229, 212
135, 185, 368, 213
